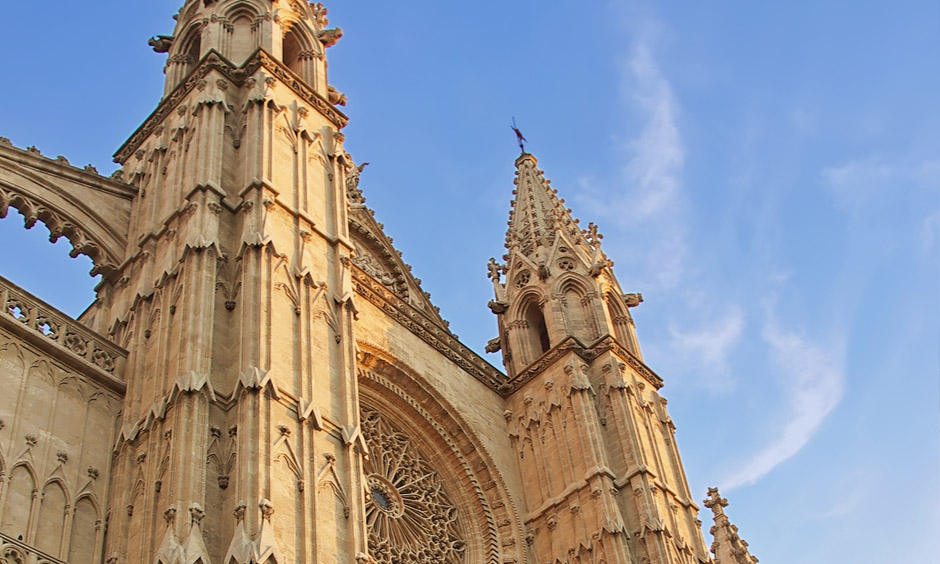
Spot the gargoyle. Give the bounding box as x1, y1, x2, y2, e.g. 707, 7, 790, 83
537, 262, 550, 280
149, 35, 174, 53
623, 293, 643, 307
485, 337, 502, 354
318, 27, 343, 47
589, 258, 613, 277
327, 86, 347, 106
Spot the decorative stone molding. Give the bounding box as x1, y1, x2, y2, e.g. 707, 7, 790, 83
0, 143, 134, 277
503, 335, 663, 395
357, 347, 525, 564
115, 48, 348, 164
361, 408, 466, 563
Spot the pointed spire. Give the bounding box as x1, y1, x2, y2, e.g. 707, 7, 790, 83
505, 153, 585, 260
704, 488, 759, 564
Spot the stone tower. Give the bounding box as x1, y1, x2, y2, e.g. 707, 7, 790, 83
488, 153, 712, 563
97, 1, 367, 562
0, 1, 758, 563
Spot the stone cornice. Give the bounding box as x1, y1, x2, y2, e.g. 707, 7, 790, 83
351, 267, 506, 392
114, 48, 348, 164
504, 335, 663, 395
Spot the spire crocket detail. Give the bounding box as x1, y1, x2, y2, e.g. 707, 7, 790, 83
489, 152, 642, 378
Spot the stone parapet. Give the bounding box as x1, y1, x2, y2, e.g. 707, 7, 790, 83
0, 533, 66, 564
0, 275, 126, 388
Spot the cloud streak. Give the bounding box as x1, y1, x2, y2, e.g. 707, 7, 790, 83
576, 23, 688, 291
821, 155, 940, 218
721, 307, 845, 490
626, 38, 684, 220
668, 306, 745, 392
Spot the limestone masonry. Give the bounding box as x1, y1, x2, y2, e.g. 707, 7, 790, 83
0, 1, 758, 563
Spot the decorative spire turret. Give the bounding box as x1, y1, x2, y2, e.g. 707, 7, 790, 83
487, 153, 643, 377
705, 488, 759, 564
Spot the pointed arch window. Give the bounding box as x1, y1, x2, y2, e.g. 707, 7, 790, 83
522, 300, 550, 360
283, 27, 316, 85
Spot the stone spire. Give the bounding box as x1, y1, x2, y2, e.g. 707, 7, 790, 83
704, 488, 759, 564
488, 152, 644, 378
504, 153, 590, 262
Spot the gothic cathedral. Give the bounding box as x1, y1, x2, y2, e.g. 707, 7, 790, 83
0, 2, 757, 563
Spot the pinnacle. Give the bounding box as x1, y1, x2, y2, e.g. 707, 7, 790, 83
504, 152, 585, 257
705, 487, 758, 564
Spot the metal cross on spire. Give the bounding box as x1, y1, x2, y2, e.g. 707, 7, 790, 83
510, 117, 527, 153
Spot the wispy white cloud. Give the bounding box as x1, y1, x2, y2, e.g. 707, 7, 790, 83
626, 38, 684, 220
721, 304, 845, 490
821, 155, 939, 217
577, 22, 687, 291
667, 306, 745, 392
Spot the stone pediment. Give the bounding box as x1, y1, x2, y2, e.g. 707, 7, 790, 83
347, 203, 449, 331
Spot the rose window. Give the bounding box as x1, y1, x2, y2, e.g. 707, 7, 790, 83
361, 408, 466, 564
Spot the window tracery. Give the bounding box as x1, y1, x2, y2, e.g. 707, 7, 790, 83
361, 408, 466, 564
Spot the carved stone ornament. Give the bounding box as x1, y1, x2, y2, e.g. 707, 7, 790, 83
361, 408, 466, 564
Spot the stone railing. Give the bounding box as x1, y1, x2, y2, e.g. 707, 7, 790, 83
0, 532, 66, 564
0, 275, 125, 377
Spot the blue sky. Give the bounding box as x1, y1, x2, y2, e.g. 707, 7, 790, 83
1, 1, 937, 561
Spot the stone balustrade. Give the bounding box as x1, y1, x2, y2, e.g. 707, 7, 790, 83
0, 275, 125, 378
0, 532, 66, 564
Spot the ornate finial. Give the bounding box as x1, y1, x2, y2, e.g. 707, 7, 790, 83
233, 501, 247, 522
511, 117, 527, 153
705, 487, 759, 564
163, 505, 178, 525
189, 502, 206, 526
311, 2, 329, 27
486, 258, 503, 283
584, 222, 603, 249
704, 487, 728, 514
259, 498, 275, 521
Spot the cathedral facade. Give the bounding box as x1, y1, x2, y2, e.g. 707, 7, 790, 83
0, 2, 756, 563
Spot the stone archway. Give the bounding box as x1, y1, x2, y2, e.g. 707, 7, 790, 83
357, 346, 525, 564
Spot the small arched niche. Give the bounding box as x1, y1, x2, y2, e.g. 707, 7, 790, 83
554, 275, 599, 346
180, 28, 203, 75
228, 14, 256, 65
282, 25, 316, 85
